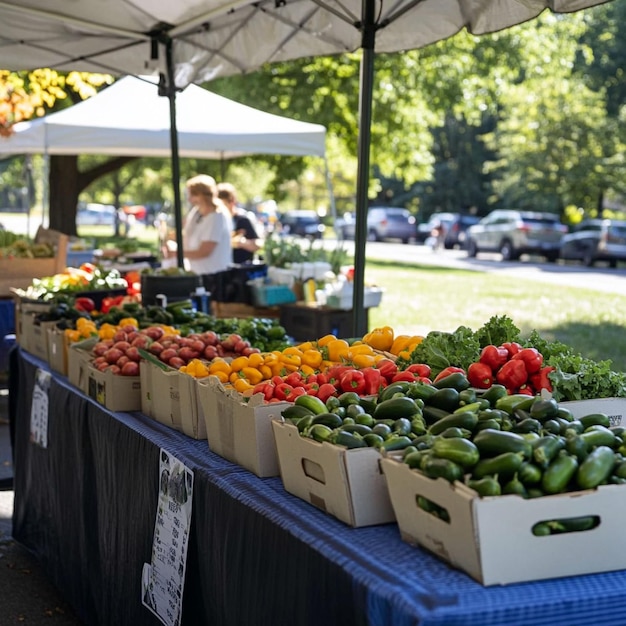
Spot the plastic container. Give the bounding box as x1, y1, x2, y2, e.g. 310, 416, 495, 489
250, 284, 296, 307
140, 273, 201, 306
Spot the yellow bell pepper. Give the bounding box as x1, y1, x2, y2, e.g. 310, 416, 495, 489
362, 326, 394, 352
325, 339, 350, 362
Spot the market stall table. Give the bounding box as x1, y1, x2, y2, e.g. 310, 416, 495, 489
9, 347, 626, 626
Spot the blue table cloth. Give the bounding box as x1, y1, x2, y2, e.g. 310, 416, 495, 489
9, 347, 626, 626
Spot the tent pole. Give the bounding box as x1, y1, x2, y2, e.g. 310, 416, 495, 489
352, 0, 376, 337
164, 39, 185, 269
324, 157, 337, 226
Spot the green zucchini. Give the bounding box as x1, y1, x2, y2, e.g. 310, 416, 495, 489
580, 425, 620, 451
541, 452, 579, 494
428, 410, 479, 436
428, 387, 461, 412
576, 445, 616, 489
466, 476, 501, 497
471, 451, 525, 480
373, 397, 420, 421
294, 394, 328, 415
531, 435, 565, 468
579, 413, 611, 430
473, 429, 533, 459
420, 456, 464, 482
311, 412, 344, 429
431, 436, 480, 468
432, 372, 470, 391
282, 404, 316, 420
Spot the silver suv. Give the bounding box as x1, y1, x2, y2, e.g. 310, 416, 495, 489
466, 210, 567, 262
337, 207, 416, 244
559, 218, 626, 268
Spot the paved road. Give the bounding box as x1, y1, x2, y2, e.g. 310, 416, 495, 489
332, 238, 626, 296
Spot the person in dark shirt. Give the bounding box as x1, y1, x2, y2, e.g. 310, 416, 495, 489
217, 182, 263, 264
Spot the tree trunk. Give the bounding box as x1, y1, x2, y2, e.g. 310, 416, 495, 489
48, 154, 139, 236
48, 155, 80, 236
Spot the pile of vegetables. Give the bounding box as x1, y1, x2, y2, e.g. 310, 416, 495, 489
396, 315, 626, 402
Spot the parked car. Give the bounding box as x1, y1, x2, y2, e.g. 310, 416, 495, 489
559, 218, 626, 268
279, 210, 326, 239
466, 210, 567, 262
337, 206, 416, 244
416, 212, 457, 244
443, 214, 481, 249
76, 203, 117, 226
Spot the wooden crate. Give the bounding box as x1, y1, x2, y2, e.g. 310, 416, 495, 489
0, 227, 68, 296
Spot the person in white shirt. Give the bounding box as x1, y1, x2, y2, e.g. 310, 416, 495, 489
163, 174, 233, 275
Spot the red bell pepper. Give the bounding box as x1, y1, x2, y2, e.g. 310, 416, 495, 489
305, 382, 320, 395
467, 362, 494, 389
512, 347, 543, 374
405, 363, 431, 378
339, 370, 366, 395
317, 383, 338, 403
375, 358, 398, 383
496, 359, 528, 390
392, 371, 417, 383
290, 387, 307, 399
274, 383, 295, 401
362, 367, 383, 395
434, 366, 465, 383
479, 345, 509, 372
529, 365, 555, 393
326, 364, 352, 387
501, 342, 522, 358
74, 297, 96, 313
284, 371, 304, 388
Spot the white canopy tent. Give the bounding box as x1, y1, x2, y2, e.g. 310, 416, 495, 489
0, 0, 613, 333
0, 75, 327, 159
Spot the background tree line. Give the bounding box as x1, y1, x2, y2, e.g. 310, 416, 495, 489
0, 2, 624, 234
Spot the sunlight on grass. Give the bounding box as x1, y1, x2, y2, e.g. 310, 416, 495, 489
366, 261, 626, 371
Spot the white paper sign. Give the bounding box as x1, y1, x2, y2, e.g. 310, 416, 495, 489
30, 368, 51, 448
142, 449, 194, 626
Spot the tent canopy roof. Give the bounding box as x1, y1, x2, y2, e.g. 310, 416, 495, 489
0, 1, 611, 88
0, 76, 327, 159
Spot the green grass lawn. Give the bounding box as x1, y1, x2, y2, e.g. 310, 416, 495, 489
366, 260, 626, 372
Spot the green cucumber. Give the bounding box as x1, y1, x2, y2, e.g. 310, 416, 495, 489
341, 423, 373, 436
428, 410, 479, 436
473, 429, 532, 459
471, 451, 525, 480
502, 474, 528, 497
393, 417, 413, 436
479, 384, 508, 406
529, 397, 560, 421
308, 424, 334, 442
547, 515, 600, 534
311, 412, 344, 429
380, 382, 411, 402
294, 394, 328, 415
579, 413, 611, 430
466, 476, 501, 497
531, 435, 565, 468
373, 397, 420, 421
420, 456, 464, 482
381, 435, 414, 451
282, 404, 316, 420
576, 445, 616, 489
495, 394, 536, 415
333, 430, 368, 449
431, 436, 480, 468
428, 387, 461, 412
433, 372, 470, 392
362, 433, 385, 448
541, 452, 579, 494
511, 417, 542, 434
517, 461, 543, 486
580, 425, 620, 451
422, 405, 452, 425
565, 435, 589, 463
406, 382, 438, 402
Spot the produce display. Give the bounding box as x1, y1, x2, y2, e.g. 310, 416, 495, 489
0, 229, 55, 258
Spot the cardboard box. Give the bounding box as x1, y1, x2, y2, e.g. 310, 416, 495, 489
86, 363, 141, 412
381, 456, 626, 586
197, 377, 290, 477
12, 295, 51, 343
561, 397, 626, 428
271, 419, 395, 527
47, 327, 69, 375
139, 361, 208, 439
0, 227, 68, 296
19, 312, 57, 361
67, 337, 98, 394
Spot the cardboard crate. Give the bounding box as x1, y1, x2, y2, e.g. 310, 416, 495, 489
47, 327, 69, 375
197, 377, 289, 477
86, 363, 141, 412
139, 361, 207, 439
12, 295, 52, 343
67, 337, 98, 394
271, 419, 395, 527
19, 312, 58, 361
0, 227, 68, 296
211, 301, 280, 319
381, 456, 626, 586
561, 397, 626, 428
